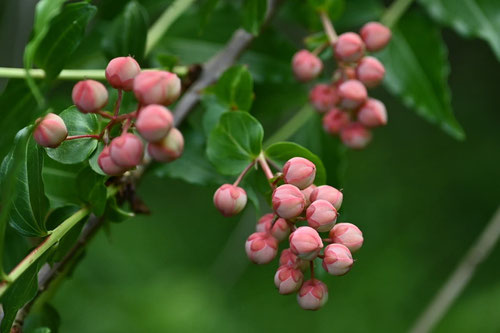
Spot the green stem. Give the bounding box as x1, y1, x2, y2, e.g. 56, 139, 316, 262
264, 105, 315, 147
380, 0, 416, 28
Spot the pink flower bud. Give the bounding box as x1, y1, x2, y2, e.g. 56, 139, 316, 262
147, 127, 184, 162
340, 123, 372, 149
105, 56, 141, 91
329, 223, 363, 252
356, 56, 385, 88
245, 232, 278, 264
274, 265, 304, 294
289, 226, 323, 261
97, 146, 126, 176
301, 184, 317, 206
306, 199, 338, 232
72, 80, 108, 113
33, 113, 67, 148
310, 185, 343, 210
334, 32, 365, 63
133, 70, 181, 106
357, 98, 387, 127
338, 79, 367, 109
256, 213, 274, 233
109, 133, 144, 168
322, 108, 350, 135
271, 217, 290, 241
360, 22, 391, 52
283, 157, 316, 190
272, 184, 306, 219
309, 84, 339, 113
297, 279, 328, 310
280, 248, 309, 271
292, 49, 323, 82
322, 243, 353, 276
213, 184, 247, 217
135, 105, 174, 142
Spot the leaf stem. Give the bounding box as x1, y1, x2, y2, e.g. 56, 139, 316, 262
319, 11, 338, 44
65, 134, 100, 141
264, 105, 315, 147
233, 161, 256, 187
257, 153, 275, 181
380, 0, 415, 28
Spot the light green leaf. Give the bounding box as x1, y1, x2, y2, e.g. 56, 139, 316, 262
215, 65, 254, 111
242, 0, 267, 35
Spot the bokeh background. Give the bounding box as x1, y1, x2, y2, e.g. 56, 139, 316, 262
1, 0, 500, 332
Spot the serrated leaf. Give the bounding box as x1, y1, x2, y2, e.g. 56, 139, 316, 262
242, 0, 267, 35
215, 65, 254, 111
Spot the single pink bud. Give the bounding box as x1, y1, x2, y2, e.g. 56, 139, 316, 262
340, 123, 372, 149
133, 70, 181, 106
360, 22, 391, 52
306, 199, 338, 232
109, 133, 144, 168
310, 185, 343, 210
309, 84, 339, 113
256, 213, 274, 233
289, 226, 323, 261
322, 243, 353, 276
292, 49, 323, 82
271, 217, 290, 241
213, 184, 247, 217
135, 105, 174, 142
338, 79, 367, 109
322, 108, 350, 135
301, 184, 317, 206
72, 80, 108, 113
245, 232, 278, 264
356, 56, 385, 88
97, 146, 126, 176
283, 157, 316, 190
297, 279, 328, 310
279, 248, 309, 271
33, 113, 67, 148
329, 223, 364, 252
105, 56, 141, 91
272, 184, 306, 219
357, 98, 387, 127
274, 265, 304, 294
147, 127, 184, 162
334, 32, 365, 63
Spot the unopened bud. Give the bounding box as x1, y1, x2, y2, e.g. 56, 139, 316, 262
72, 80, 108, 113
33, 113, 67, 148
271, 217, 290, 241
309, 84, 339, 113
289, 226, 323, 261
338, 80, 367, 109
306, 199, 338, 232
275, 265, 304, 294
356, 56, 385, 88
334, 32, 365, 63
109, 133, 144, 168
136, 104, 174, 142
301, 184, 317, 206
322, 243, 353, 276
147, 127, 184, 162
245, 232, 278, 264
292, 49, 323, 82
322, 108, 350, 135
280, 248, 309, 271
133, 70, 181, 106
256, 213, 274, 233
105, 56, 141, 91
297, 279, 328, 310
97, 145, 126, 176
283, 157, 316, 190
329, 223, 363, 252
272, 184, 306, 219
357, 98, 387, 127
213, 184, 247, 217
310, 185, 343, 210
340, 123, 372, 149
360, 22, 391, 52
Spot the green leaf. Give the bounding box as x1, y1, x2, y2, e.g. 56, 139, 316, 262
34, 2, 97, 79
307, 0, 345, 16
76, 166, 107, 216
201, 94, 231, 136
45, 205, 82, 262
42, 159, 86, 209
265, 142, 327, 185
104, 197, 134, 223
377, 11, 465, 140
198, 0, 220, 32
101, 1, 149, 63
207, 111, 264, 176
215, 65, 254, 111
0, 127, 49, 237
88, 142, 107, 176
45, 106, 100, 164
419, 0, 500, 61
242, 0, 267, 35
24, 303, 61, 333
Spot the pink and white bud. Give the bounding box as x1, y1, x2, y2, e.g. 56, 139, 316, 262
309, 84, 339, 113
329, 223, 364, 252
147, 127, 184, 162
306, 199, 338, 232
272, 184, 306, 219
322, 243, 353, 276
97, 146, 126, 176
360, 22, 391, 52
334, 32, 365, 63
289, 226, 323, 261
33, 113, 67, 148
271, 217, 290, 241
109, 133, 144, 168
322, 108, 350, 135
310, 185, 343, 210
133, 70, 181, 106
274, 265, 304, 294
340, 123, 372, 149
279, 248, 309, 271
297, 279, 328, 310
357, 98, 387, 127
245, 232, 278, 264
292, 49, 323, 82
135, 105, 174, 142
72, 80, 108, 113
338, 80, 367, 109
356, 56, 385, 88
301, 184, 317, 206
256, 213, 274, 233
105, 56, 141, 91
283, 157, 316, 190
213, 184, 247, 217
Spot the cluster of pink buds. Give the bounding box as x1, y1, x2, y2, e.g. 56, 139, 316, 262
34, 56, 185, 175
292, 22, 391, 149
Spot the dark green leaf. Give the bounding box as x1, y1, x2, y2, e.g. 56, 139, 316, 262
104, 197, 134, 223
45, 206, 82, 262
24, 303, 61, 333
155, 53, 180, 71
307, 0, 345, 16
88, 142, 106, 176
242, 0, 267, 35
207, 111, 264, 176
76, 167, 107, 217
42, 159, 86, 209
215, 65, 254, 111
201, 94, 231, 136
199, 0, 220, 32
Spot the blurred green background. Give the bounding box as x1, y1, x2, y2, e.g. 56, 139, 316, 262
1, 0, 500, 332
